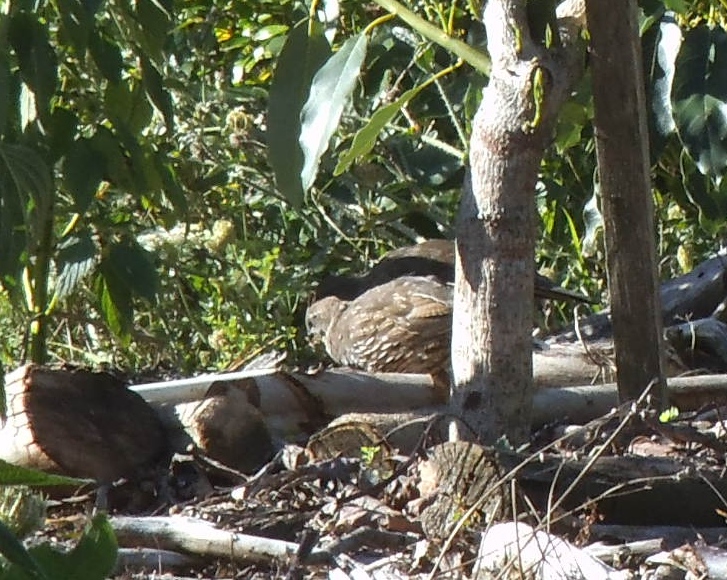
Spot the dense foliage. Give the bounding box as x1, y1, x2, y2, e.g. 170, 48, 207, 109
0, 0, 725, 371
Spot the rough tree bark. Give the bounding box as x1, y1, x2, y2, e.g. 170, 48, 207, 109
451, 0, 587, 444
585, 0, 666, 404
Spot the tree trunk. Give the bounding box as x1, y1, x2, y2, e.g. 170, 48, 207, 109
585, 0, 666, 404
451, 0, 586, 444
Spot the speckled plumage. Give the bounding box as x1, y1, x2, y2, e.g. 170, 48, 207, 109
306, 275, 452, 375
307, 239, 597, 375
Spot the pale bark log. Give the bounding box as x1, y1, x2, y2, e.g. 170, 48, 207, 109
452, 0, 587, 445
585, 0, 666, 403
110, 515, 330, 565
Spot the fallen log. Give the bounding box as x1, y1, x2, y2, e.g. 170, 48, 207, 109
417, 441, 727, 530
0, 365, 167, 482
9, 362, 727, 478
553, 253, 727, 343
110, 515, 331, 565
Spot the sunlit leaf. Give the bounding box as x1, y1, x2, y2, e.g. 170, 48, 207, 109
672, 24, 727, 177
582, 189, 603, 257
300, 33, 367, 192
267, 20, 331, 206
96, 272, 129, 338
54, 234, 98, 300
335, 82, 426, 176
0, 461, 88, 488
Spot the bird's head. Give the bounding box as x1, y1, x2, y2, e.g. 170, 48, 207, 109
305, 296, 348, 342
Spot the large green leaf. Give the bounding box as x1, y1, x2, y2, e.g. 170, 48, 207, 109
105, 240, 159, 301
96, 272, 129, 338
154, 152, 188, 219
57, 0, 93, 54
54, 234, 98, 300
104, 80, 153, 136
96, 238, 159, 336
0, 48, 11, 136
88, 126, 134, 192
134, 0, 172, 64
7, 13, 58, 121
0, 143, 52, 212
0, 459, 89, 487
299, 33, 368, 192
0, 170, 25, 277
46, 107, 79, 162
62, 514, 117, 580
679, 150, 727, 224
0, 520, 46, 580
3, 514, 116, 580
140, 55, 174, 131
63, 138, 105, 212
672, 24, 727, 177
88, 31, 123, 84
267, 20, 331, 207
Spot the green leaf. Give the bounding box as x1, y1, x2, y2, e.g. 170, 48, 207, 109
300, 33, 368, 192
335, 82, 429, 176
46, 107, 79, 162
8, 13, 58, 121
154, 152, 188, 218
63, 138, 105, 213
88, 126, 139, 193
104, 81, 153, 135
57, 0, 92, 54
54, 234, 98, 300
4, 514, 116, 580
679, 151, 727, 223
64, 514, 118, 580
88, 32, 123, 84
0, 459, 89, 486
97, 239, 159, 336
0, 51, 11, 136
267, 20, 331, 207
134, 0, 171, 64
672, 24, 727, 177
96, 273, 129, 338
0, 143, 53, 211
0, 170, 26, 278
0, 520, 46, 579
140, 55, 174, 131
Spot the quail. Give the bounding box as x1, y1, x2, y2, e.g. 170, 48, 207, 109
307, 239, 597, 374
